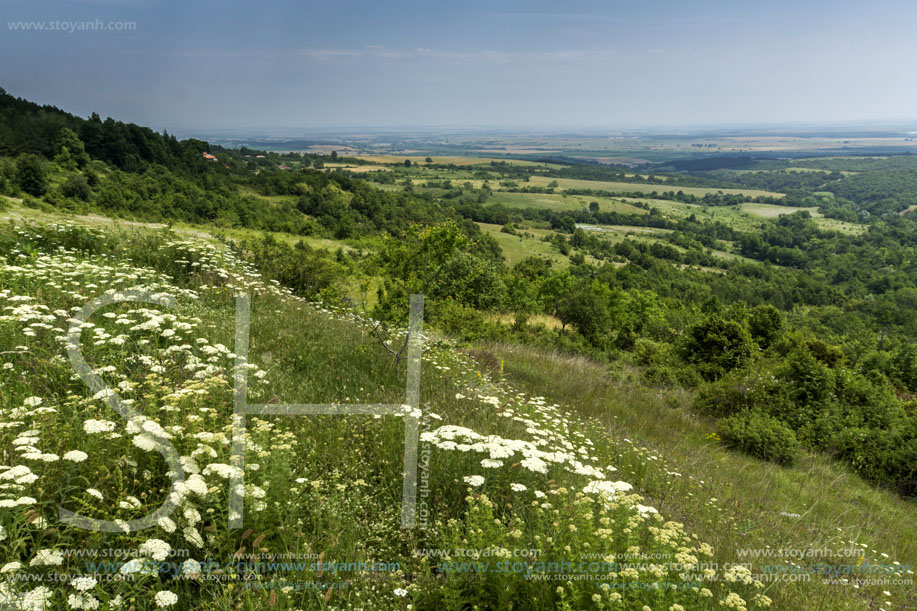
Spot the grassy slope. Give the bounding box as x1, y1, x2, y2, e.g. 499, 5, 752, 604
476, 223, 571, 267
478, 343, 917, 611
1, 203, 911, 609
1, 216, 774, 610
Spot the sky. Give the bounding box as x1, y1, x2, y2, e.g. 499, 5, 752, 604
2, 0, 917, 133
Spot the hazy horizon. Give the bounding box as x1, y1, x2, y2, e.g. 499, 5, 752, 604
179, 120, 917, 138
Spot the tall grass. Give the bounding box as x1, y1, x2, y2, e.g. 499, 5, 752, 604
0, 219, 911, 610
477, 342, 917, 610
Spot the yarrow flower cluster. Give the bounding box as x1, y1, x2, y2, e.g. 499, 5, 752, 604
63, 450, 88, 462
140, 539, 172, 562
154, 590, 178, 608
463, 475, 485, 488
29, 549, 63, 567
83, 419, 116, 435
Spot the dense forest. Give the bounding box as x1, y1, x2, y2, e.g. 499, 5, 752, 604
1, 88, 916, 496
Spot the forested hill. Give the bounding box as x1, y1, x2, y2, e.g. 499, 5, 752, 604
0, 87, 399, 186
0, 87, 216, 172
0, 87, 482, 240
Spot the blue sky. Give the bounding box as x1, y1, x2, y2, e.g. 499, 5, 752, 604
2, 0, 916, 132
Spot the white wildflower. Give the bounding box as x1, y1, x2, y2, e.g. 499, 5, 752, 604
153, 590, 178, 608
30, 549, 64, 566
140, 538, 172, 561
83, 420, 116, 434
463, 475, 485, 488
63, 450, 88, 463
69, 576, 97, 592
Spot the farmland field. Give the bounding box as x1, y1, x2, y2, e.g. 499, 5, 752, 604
355, 155, 556, 167
485, 191, 649, 214
525, 175, 784, 198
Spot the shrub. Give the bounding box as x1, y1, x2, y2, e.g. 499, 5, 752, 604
694, 372, 773, 418
681, 314, 754, 380
718, 410, 799, 465
61, 174, 92, 201
798, 407, 845, 447
829, 420, 917, 495
806, 338, 845, 367
633, 337, 668, 367
556, 280, 613, 350
15, 153, 47, 196
834, 369, 904, 429
748, 304, 783, 348
772, 348, 834, 429
638, 339, 687, 387
643, 363, 702, 388
430, 298, 495, 341
231, 235, 344, 300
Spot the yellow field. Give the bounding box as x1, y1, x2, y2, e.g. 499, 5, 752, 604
739, 203, 821, 218
325, 164, 391, 172
488, 312, 564, 330
356, 155, 549, 167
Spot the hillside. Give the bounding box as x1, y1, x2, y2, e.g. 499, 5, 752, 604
1, 91, 917, 609
1, 207, 915, 610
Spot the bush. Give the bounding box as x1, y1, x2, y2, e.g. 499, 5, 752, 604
632, 337, 668, 367
0, 158, 15, 194
718, 410, 799, 465
680, 314, 755, 380
828, 427, 902, 492
230, 235, 344, 300
637, 339, 686, 387
22, 197, 54, 212
61, 174, 92, 201
772, 348, 834, 429
643, 362, 702, 388
429, 298, 494, 342
15, 153, 47, 196
833, 369, 904, 430
806, 338, 845, 367
694, 372, 774, 418
748, 304, 783, 348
